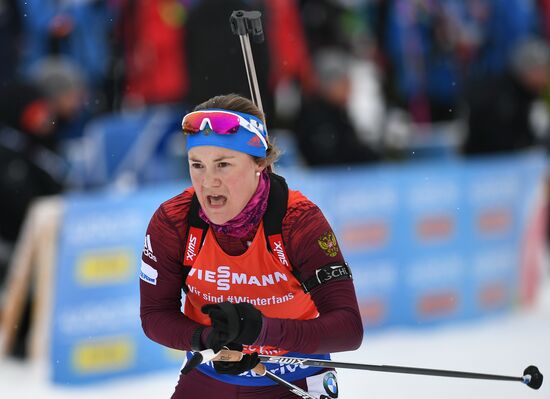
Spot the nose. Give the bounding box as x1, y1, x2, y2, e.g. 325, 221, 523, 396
201, 169, 221, 188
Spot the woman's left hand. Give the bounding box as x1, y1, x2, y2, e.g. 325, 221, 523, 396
202, 301, 263, 351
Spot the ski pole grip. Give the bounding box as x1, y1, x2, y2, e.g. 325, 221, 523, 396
253, 362, 267, 376
213, 349, 267, 376
230, 10, 264, 43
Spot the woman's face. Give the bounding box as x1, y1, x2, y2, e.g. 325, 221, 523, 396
188, 146, 263, 224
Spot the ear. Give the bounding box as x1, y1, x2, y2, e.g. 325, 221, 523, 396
254, 159, 267, 174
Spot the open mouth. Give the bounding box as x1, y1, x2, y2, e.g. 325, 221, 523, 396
207, 195, 227, 207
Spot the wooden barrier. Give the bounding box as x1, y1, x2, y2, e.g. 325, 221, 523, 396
0, 197, 62, 359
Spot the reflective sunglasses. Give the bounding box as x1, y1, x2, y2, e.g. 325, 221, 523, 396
181, 110, 267, 148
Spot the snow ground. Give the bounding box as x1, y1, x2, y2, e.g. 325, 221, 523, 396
2, 276, 549, 399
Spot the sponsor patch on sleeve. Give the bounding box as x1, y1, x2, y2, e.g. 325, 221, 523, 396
140, 261, 158, 285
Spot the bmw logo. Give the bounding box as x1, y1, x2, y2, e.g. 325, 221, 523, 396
322, 372, 338, 398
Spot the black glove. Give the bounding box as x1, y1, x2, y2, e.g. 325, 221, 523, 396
201, 301, 263, 351
213, 343, 260, 375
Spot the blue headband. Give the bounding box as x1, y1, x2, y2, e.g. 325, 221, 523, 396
184, 109, 268, 158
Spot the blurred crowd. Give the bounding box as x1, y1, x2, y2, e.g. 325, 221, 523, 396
3, 0, 550, 284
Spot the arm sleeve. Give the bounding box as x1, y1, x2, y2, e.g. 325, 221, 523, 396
139, 205, 202, 351
254, 201, 364, 354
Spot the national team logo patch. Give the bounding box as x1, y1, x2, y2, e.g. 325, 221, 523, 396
318, 231, 339, 257
322, 371, 338, 398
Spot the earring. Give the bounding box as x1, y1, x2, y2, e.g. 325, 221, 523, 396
255, 171, 261, 177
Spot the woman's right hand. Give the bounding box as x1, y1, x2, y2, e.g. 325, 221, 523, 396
202, 301, 263, 351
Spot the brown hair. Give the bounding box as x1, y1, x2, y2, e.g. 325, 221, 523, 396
193, 93, 281, 170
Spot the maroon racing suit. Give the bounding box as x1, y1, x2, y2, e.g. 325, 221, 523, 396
140, 189, 363, 398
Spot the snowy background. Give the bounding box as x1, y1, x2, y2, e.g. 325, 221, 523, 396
3, 2, 550, 398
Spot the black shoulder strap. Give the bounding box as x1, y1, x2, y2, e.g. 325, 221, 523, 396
263, 173, 309, 287
263, 172, 289, 248
189, 193, 209, 230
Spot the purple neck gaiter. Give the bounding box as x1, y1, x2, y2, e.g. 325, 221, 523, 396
199, 171, 270, 238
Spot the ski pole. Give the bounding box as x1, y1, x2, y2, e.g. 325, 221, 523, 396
229, 10, 265, 113
181, 349, 316, 399
199, 349, 543, 390
259, 366, 316, 399
229, 9, 276, 174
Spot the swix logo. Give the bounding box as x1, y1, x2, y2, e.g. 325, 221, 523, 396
268, 357, 305, 366
269, 235, 289, 267
188, 265, 289, 291
186, 235, 197, 261
273, 241, 288, 266
184, 227, 204, 266
143, 234, 157, 262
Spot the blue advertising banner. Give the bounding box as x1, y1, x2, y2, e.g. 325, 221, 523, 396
50, 151, 547, 384
51, 183, 185, 384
